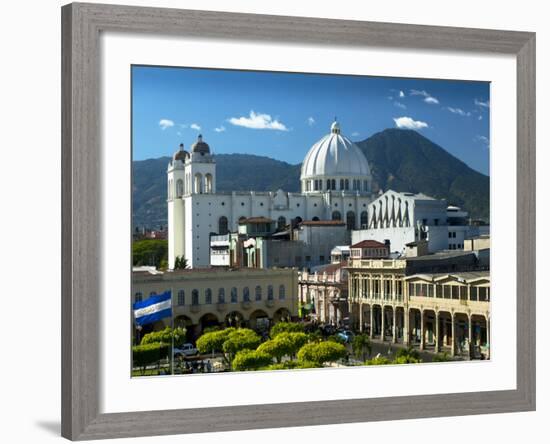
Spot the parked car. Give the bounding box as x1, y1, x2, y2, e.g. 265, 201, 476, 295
336, 330, 354, 343
173, 343, 198, 358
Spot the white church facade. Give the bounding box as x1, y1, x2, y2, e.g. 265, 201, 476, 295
167, 121, 377, 268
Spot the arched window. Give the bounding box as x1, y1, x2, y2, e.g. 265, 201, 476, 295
191, 289, 199, 306
326, 179, 331, 190
176, 179, 184, 197
363, 180, 369, 191
331, 179, 336, 190
279, 285, 286, 300
346, 211, 356, 230
243, 287, 250, 302
218, 288, 225, 303
277, 216, 286, 230
340, 179, 344, 190
344, 179, 350, 190
332, 211, 342, 221
360, 211, 368, 229
204, 173, 213, 193
231, 287, 238, 303
205, 288, 212, 305
194, 173, 203, 194
312, 216, 320, 221
267, 285, 274, 301
134, 292, 143, 303
255, 285, 262, 301
218, 216, 228, 235
177, 290, 185, 306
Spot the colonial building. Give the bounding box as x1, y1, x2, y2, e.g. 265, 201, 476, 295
347, 249, 490, 358
132, 267, 299, 340
298, 262, 349, 325
167, 121, 376, 268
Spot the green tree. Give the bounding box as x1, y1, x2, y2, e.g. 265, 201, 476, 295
257, 332, 308, 363
365, 356, 392, 365
270, 322, 304, 338
196, 328, 236, 355
232, 350, 273, 371
432, 352, 452, 362
140, 327, 187, 347
352, 334, 372, 361
132, 239, 168, 268
222, 329, 262, 360
392, 355, 422, 364
132, 342, 170, 374
396, 346, 421, 361
264, 360, 321, 370
297, 341, 347, 366
173, 255, 188, 270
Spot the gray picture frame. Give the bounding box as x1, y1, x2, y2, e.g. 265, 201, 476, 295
61, 2, 536, 440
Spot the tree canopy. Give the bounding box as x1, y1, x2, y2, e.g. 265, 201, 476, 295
140, 327, 187, 347
132, 239, 168, 268
270, 322, 305, 338
232, 350, 273, 371
297, 341, 347, 365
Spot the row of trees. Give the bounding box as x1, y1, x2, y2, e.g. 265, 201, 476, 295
196, 322, 349, 371
132, 238, 188, 270
132, 327, 187, 374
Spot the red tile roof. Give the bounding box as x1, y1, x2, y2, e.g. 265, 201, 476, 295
351, 240, 388, 249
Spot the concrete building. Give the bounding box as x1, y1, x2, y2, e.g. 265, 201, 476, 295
298, 262, 349, 325
347, 249, 490, 358
132, 267, 299, 339
351, 189, 489, 254
168, 121, 376, 268
210, 218, 350, 269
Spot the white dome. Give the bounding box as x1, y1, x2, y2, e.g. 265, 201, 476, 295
300, 122, 371, 180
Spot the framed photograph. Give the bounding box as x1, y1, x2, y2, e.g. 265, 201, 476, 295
61, 2, 535, 440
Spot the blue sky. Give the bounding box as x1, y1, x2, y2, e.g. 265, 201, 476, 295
132, 66, 490, 175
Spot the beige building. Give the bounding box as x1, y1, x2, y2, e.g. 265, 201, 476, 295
132, 267, 299, 339
347, 254, 490, 359
298, 263, 348, 325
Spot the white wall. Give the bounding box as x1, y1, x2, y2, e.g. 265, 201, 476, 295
0, 1, 546, 444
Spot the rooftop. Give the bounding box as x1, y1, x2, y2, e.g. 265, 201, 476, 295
404, 270, 490, 283
300, 220, 346, 226
351, 240, 388, 249
239, 217, 274, 224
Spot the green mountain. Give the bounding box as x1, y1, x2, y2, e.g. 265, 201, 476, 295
132, 129, 489, 228
355, 129, 489, 221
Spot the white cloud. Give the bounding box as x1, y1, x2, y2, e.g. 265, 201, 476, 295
399, 90, 405, 98
478, 115, 483, 121
410, 89, 439, 105
351, 131, 360, 137
228, 110, 289, 131
159, 119, 174, 130
447, 107, 471, 117
475, 135, 490, 148
394, 102, 407, 109
393, 116, 429, 130
190, 123, 201, 131
424, 96, 439, 105
307, 117, 316, 126
214, 125, 226, 133
475, 99, 490, 108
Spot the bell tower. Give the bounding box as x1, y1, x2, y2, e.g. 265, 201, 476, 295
167, 143, 187, 269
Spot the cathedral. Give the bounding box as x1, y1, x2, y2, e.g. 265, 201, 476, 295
167, 121, 376, 268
